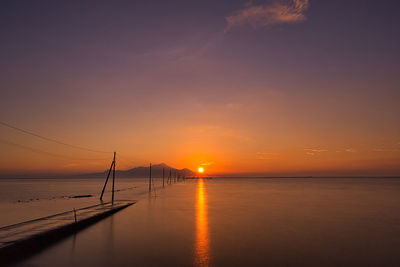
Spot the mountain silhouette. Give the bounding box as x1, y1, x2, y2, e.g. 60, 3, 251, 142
86, 163, 195, 178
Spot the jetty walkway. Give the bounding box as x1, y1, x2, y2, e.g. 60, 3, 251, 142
0, 200, 134, 264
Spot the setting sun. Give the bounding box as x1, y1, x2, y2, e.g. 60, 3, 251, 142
198, 167, 204, 173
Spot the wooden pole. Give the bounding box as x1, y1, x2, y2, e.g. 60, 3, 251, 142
169, 169, 172, 184
100, 159, 114, 200
149, 163, 152, 192
112, 152, 116, 204
73, 208, 77, 223
162, 167, 165, 188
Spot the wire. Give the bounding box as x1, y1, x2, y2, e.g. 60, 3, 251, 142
114, 157, 136, 170
118, 155, 138, 167
0, 121, 112, 154
0, 139, 110, 161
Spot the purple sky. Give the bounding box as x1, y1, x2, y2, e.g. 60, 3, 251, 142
1, 0, 399, 175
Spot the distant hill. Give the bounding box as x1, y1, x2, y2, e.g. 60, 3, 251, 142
85, 163, 195, 178
0, 163, 195, 179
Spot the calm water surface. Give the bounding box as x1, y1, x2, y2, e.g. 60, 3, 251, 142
0, 177, 154, 227
5, 178, 400, 266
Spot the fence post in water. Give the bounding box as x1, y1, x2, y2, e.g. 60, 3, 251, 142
100, 155, 115, 201
73, 208, 77, 223
149, 163, 152, 192
169, 169, 172, 184
112, 152, 116, 204
162, 167, 165, 188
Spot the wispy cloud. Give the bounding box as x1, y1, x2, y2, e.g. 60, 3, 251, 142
200, 162, 214, 166
304, 148, 327, 153
336, 148, 357, 153
373, 148, 399, 152
304, 148, 327, 156
62, 161, 104, 168
135, 32, 224, 63
225, 0, 309, 32
256, 152, 277, 160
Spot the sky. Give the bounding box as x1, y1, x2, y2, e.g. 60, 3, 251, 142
0, 0, 399, 176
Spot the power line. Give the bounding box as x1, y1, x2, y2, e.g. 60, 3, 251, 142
118, 155, 138, 167
0, 139, 110, 161
0, 121, 112, 154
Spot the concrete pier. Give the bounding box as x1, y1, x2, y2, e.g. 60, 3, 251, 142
0, 200, 135, 264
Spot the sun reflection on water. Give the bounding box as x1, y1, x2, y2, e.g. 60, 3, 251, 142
194, 178, 211, 266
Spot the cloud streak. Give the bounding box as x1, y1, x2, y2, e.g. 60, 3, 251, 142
256, 152, 278, 160
373, 148, 400, 152
304, 148, 327, 156
304, 148, 327, 153
225, 0, 309, 31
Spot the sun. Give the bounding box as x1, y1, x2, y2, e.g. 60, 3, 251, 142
198, 167, 204, 173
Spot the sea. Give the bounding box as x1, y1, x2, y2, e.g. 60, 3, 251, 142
1, 177, 400, 266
